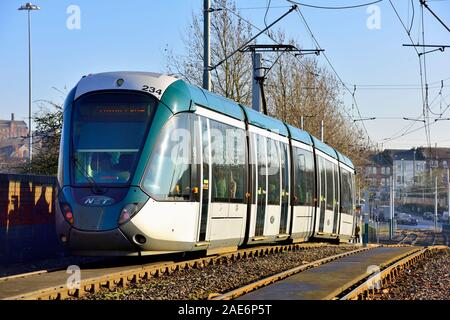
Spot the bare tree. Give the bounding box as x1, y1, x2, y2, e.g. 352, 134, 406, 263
264, 32, 371, 168
166, 1, 372, 170
18, 101, 62, 175
166, 0, 253, 105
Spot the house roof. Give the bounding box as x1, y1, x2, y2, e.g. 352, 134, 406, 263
369, 150, 393, 166
388, 149, 426, 161
0, 120, 27, 128
419, 147, 450, 160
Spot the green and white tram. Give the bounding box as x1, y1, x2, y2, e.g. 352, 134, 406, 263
56, 72, 356, 255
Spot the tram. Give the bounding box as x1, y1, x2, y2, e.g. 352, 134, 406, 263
56, 71, 356, 255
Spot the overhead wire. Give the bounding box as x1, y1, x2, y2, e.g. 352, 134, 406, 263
219, 1, 370, 145
408, 0, 415, 34
217, 2, 318, 77
264, 0, 272, 29
286, 0, 384, 10
383, 100, 450, 143
387, 0, 432, 148
292, 6, 372, 143
420, 2, 432, 150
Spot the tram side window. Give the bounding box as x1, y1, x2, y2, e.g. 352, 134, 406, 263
227, 125, 246, 203
143, 113, 193, 201
210, 120, 246, 203
319, 157, 326, 207
293, 147, 314, 206
325, 160, 334, 210
350, 173, 356, 214
267, 138, 281, 205
280, 143, 289, 201
340, 170, 352, 214
256, 134, 267, 203
334, 164, 339, 213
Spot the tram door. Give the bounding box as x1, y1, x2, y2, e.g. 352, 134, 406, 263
279, 143, 290, 235
254, 134, 267, 236
315, 154, 338, 235
197, 116, 247, 246
316, 156, 326, 235
197, 117, 210, 242
332, 164, 340, 235
265, 138, 282, 237
252, 132, 285, 239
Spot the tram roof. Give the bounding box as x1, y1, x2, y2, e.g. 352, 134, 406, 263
336, 151, 355, 169
240, 106, 289, 137
285, 124, 313, 145
310, 135, 338, 160
162, 79, 354, 168
161, 80, 245, 121
162, 80, 289, 136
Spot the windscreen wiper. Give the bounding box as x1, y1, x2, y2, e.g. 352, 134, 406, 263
72, 156, 103, 193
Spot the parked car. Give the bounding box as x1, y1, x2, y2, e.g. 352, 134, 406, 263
397, 213, 418, 225
423, 212, 434, 220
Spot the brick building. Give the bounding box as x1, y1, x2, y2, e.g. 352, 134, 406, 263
361, 147, 450, 216
0, 114, 29, 171
0, 113, 28, 140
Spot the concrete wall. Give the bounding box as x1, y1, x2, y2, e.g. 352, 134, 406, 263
0, 174, 65, 267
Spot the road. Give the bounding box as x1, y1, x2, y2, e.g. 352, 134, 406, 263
396, 215, 444, 231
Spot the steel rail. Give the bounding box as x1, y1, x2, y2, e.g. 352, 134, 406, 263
2, 242, 334, 300
209, 245, 377, 300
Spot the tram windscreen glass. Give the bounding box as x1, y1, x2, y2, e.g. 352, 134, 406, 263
71, 91, 156, 185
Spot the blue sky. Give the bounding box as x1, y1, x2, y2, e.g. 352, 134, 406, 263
0, 0, 449, 149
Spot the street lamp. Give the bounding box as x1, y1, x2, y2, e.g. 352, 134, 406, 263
413, 148, 416, 185
18, 2, 40, 163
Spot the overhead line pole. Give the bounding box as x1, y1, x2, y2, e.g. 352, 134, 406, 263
435, 175, 438, 232
203, 0, 211, 91
448, 167, 450, 224
243, 44, 321, 113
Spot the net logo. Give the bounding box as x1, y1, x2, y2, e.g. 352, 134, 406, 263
82, 196, 115, 206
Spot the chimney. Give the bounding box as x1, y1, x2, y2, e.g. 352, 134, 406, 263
11, 113, 14, 121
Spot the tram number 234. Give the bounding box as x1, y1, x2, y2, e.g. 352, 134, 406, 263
142, 85, 162, 96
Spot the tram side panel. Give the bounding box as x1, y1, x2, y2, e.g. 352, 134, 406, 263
121, 112, 201, 252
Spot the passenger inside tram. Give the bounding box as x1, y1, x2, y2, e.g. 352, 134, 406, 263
113, 153, 134, 181
91, 153, 115, 181
213, 166, 241, 201
214, 167, 227, 199
229, 169, 237, 199
268, 183, 278, 204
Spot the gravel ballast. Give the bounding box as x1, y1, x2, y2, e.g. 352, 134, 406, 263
370, 249, 450, 300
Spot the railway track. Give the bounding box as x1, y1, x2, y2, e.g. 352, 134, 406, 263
384, 229, 449, 247
0, 242, 338, 300
211, 245, 447, 300
398, 233, 418, 245
3, 229, 447, 301
340, 245, 449, 300
209, 245, 375, 300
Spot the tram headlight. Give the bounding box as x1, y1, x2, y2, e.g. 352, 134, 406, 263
60, 202, 74, 225
118, 203, 143, 225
